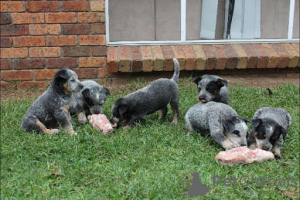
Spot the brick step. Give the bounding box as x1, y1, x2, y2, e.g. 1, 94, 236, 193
107, 43, 299, 73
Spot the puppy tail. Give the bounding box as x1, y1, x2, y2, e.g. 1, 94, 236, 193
171, 58, 180, 83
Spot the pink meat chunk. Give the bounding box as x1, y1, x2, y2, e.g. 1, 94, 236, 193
215, 146, 275, 166
88, 114, 114, 134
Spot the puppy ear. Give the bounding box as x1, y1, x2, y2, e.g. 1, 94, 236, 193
191, 76, 202, 84
216, 78, 226, 88
243, 118, 251, 124
279, 126, 287, 141
222, 117, 235, 132
118, 105, 128, 115
103, 87, 110, 96
252, 119, 262, 128
82, 88, 90, 97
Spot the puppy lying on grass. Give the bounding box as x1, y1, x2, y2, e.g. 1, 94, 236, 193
21, 68, 83, 136
185, 101, 249, 150
248, 107, 292, 159
110, 58, 180, 129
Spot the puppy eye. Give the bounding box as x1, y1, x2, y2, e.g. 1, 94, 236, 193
232, 130, 240, 136
263, 133, 266, 139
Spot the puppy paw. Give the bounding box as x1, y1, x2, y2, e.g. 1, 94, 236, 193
47, 129, 59, 135
171, 120, 178, 124
123, 125, 131, 130
69, 131, 78, 136
79, 119, 88, 124
274, 153, 281, 160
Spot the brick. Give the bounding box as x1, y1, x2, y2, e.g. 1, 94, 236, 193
1, 25, 28, 36
140, 46, 153, 72
0, 59, 12, 70
29, 47, 60, 58
63, 46, 90, 57
161, 46, 175, 71
34, 69, 57, 80
0, 13, 12, 24
79, 57, 106, 68
47, 57, 77, 69
78, 12, 105, 23
224, 45, 238, 69
98, 68, 107, 78
131, 46, 142, 72
11, 13, 44, 24
292, 43, 299, 51
213, 45, 227, 70
193, 45, 206, 70
232, 44, 248, 69
18, 81, 47, 90
151, 46, 164, 71
62, 1, 89, 12
272, 44, 289, 68
261, 44, 279, 68
90, 0, 105, 12
202, 45, 217, 70
0, 81, 15, 91
91, 46, 107, 56
241, 44, 258, 68
172, 46, 185, 70
119, 46, 131, 72
13, 58, 46, 70
62, 24, 90, 35
107, 47, 118, 73
182, 45, 195, 70
46, 13, 77, 24
1, 48, 28, 58
14, 36, 45, 47
282, 43, 299, 68
27, 1, 59, 12
75, 68, 98, 79
79, 35, 106, 45
1, 70, 32, 81
252, 44, 269, 68
91, 24, 106, 34
46, 36, 77, 47
0, 37, 13, 48
0, 1, 26, 13
29, 24, 61, 35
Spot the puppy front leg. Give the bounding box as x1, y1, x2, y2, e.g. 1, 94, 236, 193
272, 136, 283, 159
56, 110, 77, 136
124, 115, 143, 129
36, 119, 59, 135
211, 129, 236, 150
247, 131, 257, 149
77, 111, 88, 124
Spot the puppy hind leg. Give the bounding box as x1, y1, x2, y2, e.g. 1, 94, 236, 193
158, 107, 168, 120
170, 102, 179, 124
36, 119, 59, 135
185, 118, 194, 136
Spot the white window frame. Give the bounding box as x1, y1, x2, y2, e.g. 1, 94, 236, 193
106, 0, 298, 46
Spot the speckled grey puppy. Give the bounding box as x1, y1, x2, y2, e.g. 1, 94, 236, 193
191, 75, 229, 104
110, 58, 180, 128
70, 80, 110, 124
185, 102, 249, 149
21, 68, 83, 135
248, 107, 292, 159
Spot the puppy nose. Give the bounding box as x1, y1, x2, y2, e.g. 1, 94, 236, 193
198, 96, 207, 103
241, 144, 247, 147
93, 111, 100, 114
262, 146, 269, 151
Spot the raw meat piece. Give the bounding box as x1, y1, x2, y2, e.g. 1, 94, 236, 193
88, 114, 114, 134
215, 146, 275, 166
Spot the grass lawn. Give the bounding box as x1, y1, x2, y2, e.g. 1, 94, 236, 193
1, 78, 299, 199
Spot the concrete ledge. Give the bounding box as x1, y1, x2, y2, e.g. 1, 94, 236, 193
107, 43, 299, 73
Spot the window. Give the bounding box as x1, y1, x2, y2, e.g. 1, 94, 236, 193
106, 0, 299, 45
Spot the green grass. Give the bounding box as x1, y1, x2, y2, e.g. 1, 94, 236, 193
1, 79, 299, 199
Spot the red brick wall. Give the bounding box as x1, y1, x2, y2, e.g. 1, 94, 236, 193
0, 0, 106, 90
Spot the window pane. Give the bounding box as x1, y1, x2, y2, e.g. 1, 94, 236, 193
187, 0, 291, 40
109, 0, 155, 42
293, 0, 299, 38
155, 0, 181, 41
109, 0, 181, 42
